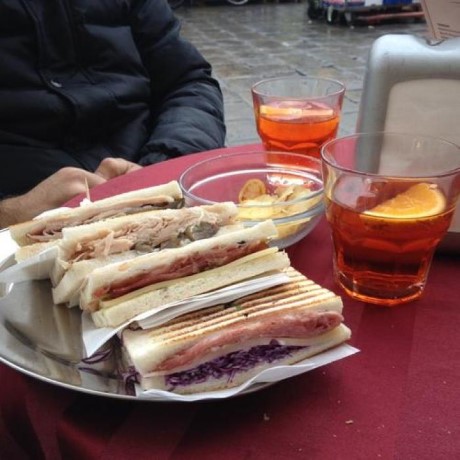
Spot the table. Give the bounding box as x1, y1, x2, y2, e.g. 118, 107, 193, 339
1, 145, 459, 460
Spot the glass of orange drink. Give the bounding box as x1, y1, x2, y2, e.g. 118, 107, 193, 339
251, 76, 345, 158
321, 132, 460, 306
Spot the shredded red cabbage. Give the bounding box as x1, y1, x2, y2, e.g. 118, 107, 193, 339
165, 340, 306, 390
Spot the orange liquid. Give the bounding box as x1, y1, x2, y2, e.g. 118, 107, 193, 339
325, 196, 454, 305
256, 101, 340, 158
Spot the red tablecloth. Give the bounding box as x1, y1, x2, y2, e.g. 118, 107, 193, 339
1, 145, 459, 460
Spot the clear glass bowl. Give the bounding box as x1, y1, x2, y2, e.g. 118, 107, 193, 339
179, 151, 325, 249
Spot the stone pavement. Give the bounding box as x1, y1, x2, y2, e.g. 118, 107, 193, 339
175, 1, 427, 147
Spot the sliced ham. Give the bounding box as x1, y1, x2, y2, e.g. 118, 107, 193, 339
94, 241, 267, 301
155, 310, 343, 372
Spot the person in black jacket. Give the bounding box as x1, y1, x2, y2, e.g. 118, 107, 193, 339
0, 0, 226, 227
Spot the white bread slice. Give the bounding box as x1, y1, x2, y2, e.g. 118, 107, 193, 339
139, 324, 351, 394
80, 220, 279, 313
91, 248, 290, 328
9, 180, 182, 247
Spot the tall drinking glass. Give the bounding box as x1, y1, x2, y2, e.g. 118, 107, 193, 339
321, 132, 460, 306
251, 76, 345, 158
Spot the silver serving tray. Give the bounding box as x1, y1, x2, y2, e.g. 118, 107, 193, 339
0, 249, 271, 401
0, 253, 135, 399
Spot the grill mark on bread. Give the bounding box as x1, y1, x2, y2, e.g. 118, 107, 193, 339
135, 268, 342, 346
146, 268, 315, 330
152, 289, 338, 344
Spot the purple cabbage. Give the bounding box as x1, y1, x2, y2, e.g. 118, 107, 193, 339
165, 340, 306, 390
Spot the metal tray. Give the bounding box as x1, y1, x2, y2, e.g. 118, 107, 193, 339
0, 254, 135, 399
0, 247, 271, 401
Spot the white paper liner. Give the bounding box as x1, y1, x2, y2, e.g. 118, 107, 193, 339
135, 344, 359, 401
0, 234, 58, 286
82, 271, 292, 358
0, 246, 57, 282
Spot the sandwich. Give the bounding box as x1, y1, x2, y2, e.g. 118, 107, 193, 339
51, 202, 239, 306
79, 220, 290, 328
10, 181, 183, 261
121, 267, 351, 395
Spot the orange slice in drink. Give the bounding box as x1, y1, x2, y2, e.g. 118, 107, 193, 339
260, 104, 303, 118
259, 104, 334, 120
364, 182, 446, 219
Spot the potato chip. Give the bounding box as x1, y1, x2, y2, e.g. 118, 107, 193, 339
237, 206, 276, 220
238, 179, 267, 202
274, 185, 297, 202
237, 179, 316, 238
244, 195, 274, 204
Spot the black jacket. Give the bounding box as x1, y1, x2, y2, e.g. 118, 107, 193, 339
0, 0, 225, 197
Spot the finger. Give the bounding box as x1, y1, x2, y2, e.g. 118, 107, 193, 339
95, 158, 141, 179
50, 170, 106, 204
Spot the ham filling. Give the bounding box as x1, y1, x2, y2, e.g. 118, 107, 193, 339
94, 241, 267, 302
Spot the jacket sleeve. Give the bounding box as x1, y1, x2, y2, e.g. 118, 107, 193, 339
129, 0, 226, 165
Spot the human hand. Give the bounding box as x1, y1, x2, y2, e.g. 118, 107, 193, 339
0, 167, 107, 227
0, 158, 142, 227
94, 158, 142, 180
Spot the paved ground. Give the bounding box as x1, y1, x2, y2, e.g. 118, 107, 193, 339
175, 1, 427, 147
